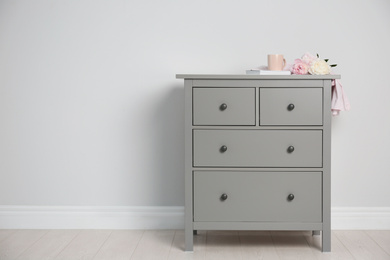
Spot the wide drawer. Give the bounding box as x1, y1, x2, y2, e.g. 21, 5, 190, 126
194, 171, 322, 222
193, 130, 322, 167
260, 88, 323, 125
193, 88, 255, 126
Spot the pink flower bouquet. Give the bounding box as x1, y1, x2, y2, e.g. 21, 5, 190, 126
291, 52, 337, 75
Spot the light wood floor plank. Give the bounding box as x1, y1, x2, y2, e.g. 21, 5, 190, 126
130, 230, 175, 260
303, 231, 354, 259
1, 229, 389, 259
239, 231, 280, 260
334, 230, 390, 260
271, 231, 318, 260
0, 230, 48, 260
0, 230, 17, 243
204, 231, 243, 260
167, 230, 206, 260
16, 230, 79, 260
365, 230, 390, 256
54, 230, 111, 260
93, 230, 143, 260
206, 231, 239, 236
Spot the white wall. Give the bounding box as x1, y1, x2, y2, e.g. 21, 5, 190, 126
1, 0, 390, 211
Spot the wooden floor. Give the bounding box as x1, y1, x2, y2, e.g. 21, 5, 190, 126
0, 230, 389, 260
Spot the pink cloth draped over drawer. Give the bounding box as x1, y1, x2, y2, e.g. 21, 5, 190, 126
331, 79, 350, 116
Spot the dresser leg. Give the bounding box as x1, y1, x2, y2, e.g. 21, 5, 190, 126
322, 229, 331, 252
185, 228, 193, 251
312, 230, 320, 236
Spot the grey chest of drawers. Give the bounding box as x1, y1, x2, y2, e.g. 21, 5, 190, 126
176, 74, 341, 252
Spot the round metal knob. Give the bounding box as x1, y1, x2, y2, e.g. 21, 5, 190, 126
287, 104, 295, 111
220, 103, 227, 111
220, 193, 228, 201
287, 146, 295, 153
287, 194, 295, 201
220, 145, 228, 153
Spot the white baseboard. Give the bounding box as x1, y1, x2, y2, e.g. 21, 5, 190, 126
0, 206, 184, 229
331, 207, 390, 230
0, 206, 389, 230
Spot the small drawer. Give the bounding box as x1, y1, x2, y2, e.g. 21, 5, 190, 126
193, 88, 255, 126
260, 88, 323, 125
193, 130, 322, 167
194, 171, 322, 222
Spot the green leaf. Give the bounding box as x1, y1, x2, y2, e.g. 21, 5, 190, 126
324, 59, 329, 62
330, 64, 337, 67
317, 53, 319, 58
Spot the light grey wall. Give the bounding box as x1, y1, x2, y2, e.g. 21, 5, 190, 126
0, 0, 389, 207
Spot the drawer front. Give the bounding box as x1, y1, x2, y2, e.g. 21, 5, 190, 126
260, 88, 323, 125
193, 88, 255, 126
194, 171, 322, 222
193, 130, 322, 167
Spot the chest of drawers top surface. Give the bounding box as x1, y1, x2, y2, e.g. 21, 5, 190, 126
176, 74, 340, 79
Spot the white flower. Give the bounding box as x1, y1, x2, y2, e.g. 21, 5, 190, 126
309, 59, 331, 75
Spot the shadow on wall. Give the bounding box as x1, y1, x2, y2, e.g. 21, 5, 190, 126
146, 85, 185, 206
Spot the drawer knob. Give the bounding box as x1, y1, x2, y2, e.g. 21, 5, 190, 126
287, 146, 295, 153
220, 103, 228, 111
287, 194, 295, 201
287, 103, 295, 111
220, 193, 228, 201
220, 145, 228, 153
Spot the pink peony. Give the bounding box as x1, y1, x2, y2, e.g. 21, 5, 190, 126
301, 52, 317, 65
291, 59, 309, 75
